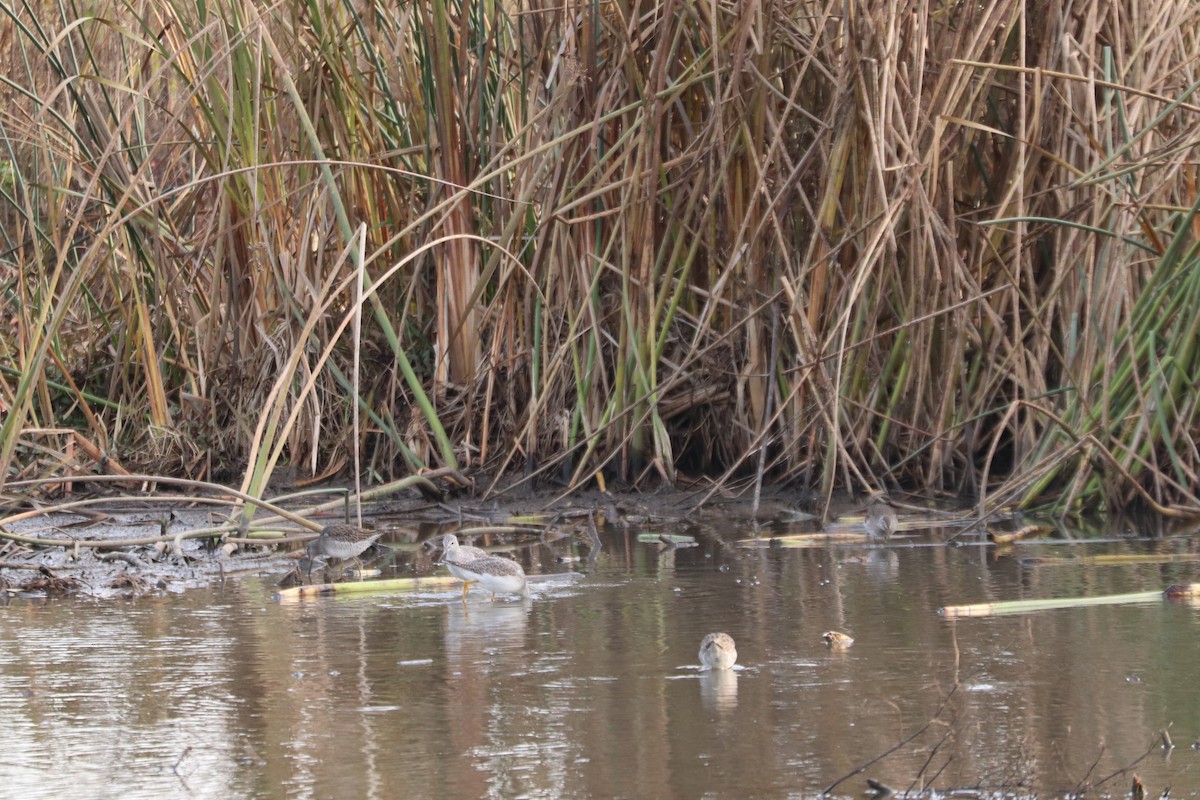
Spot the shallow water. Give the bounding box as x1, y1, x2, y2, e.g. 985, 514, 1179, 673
3, 522, 1200, 799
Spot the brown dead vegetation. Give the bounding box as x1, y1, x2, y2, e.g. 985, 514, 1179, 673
2, 1, 1199, 518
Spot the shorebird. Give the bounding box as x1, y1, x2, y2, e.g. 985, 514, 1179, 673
822, 630, 855, 649
698, 632, 738, 670
442, 554, 531, 600
306, 524, 381, 580
863, 492, 898, 542
440, 534, 488, 599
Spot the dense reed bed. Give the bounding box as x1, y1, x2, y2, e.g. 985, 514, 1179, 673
1, 0, 1198, 515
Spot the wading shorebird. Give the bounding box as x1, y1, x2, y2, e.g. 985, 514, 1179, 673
699, 632, 738, 670
441, 554, 531, 601
306, 524, 382, 580
863, 492, 898, 542
440, 534, 488, 599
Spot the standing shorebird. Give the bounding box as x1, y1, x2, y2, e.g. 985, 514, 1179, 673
699, 632, 738, 671
442, 554, 531, 600
306, 524, 382, 580
440, 534, 488, 599
863, 492, 898, 542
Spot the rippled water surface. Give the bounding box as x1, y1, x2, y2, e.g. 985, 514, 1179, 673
3, 520, 1200, 799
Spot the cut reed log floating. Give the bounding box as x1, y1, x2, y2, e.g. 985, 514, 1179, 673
275, 571, 580, 602
986, 524, 1051, 544
939, 583, 1200, 618
636, 533, 696, 545
275, 575, 461, 601
1020, 553, 1200, 567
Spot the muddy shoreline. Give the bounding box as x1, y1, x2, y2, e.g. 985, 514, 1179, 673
0, 480, 852, 599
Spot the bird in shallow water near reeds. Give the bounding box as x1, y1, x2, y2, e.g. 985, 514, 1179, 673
440, 534, 488, 599
863, 492, 898, 542
306, 524, 382, 580
699, 632, 738, 670
441, 554, 531, 600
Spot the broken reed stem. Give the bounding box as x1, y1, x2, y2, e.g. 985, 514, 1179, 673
1019, 553, 1200, 567
274, 570, 575, 602
0, 528, 312, 550
275, 575, 463, 601
2, 475, 322, 531
939, 584, 1200, 618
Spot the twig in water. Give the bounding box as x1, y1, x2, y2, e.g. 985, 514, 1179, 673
865, 778, 894, 796
1079, 738, 1159, 794
907, 727, 953, 794
172, 745, 193, 794
821, 686, 959, 796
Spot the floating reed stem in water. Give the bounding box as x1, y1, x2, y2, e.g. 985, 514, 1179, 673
636, 533, 696, 545
275, 571, 581, 602
736, 532, 866, 548
939, 584, 1200, 618
1019, 553, 1200, 567
276, 575, 460, 601
986, 524, 1051, 544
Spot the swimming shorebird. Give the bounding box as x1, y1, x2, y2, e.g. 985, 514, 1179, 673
863, 492, 898, 542
699, 632, 738, 670
442, 554, 531, 600
306, 524, 381, 580
822, 630, 855, 649
440, 534, 488, 599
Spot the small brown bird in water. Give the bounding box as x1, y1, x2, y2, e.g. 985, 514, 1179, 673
306, 524, 382, 580
863, 492, 897, 542
822, 630, 855, 649
699, 632, 738, 671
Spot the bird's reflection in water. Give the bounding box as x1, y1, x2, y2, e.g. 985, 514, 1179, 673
700, 667, 738, 714
439, 594, 535, 799
864, 547, 899, 580
443, 597, 531, 668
